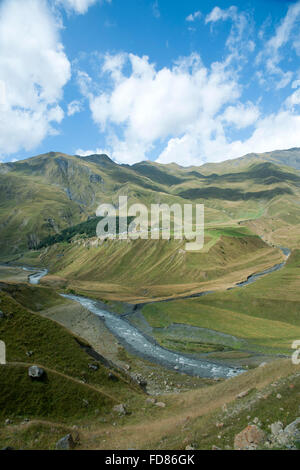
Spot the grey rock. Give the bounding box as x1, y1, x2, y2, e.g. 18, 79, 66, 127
259, 362, 267, 368
270, 421, 283, 436
113, 404, 128, 416
88, 363, 99, 371
0, 311, 5, 319
236, 389, 250, 399
56, 434, 76, 450
146, 398, 156, 405
155, 402, 166, 408
284, 417, 300, 441
28, 366, 44, 379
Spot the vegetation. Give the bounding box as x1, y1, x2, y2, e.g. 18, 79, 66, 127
37, 216, 134, 249
142, 250, 300, 354
1, 149, 300, 449
0, 285, 139, 399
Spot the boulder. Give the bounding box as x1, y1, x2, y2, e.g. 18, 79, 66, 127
0, 311, 5, 319
234, 425, 267, 450
28, 366, 44, 379
56, 434, 76, 450
236, 389, 250, 399
146, 398, 156, 405
113, 404, 128, 416
155, 402, 166, 408
259, 362, 267, 368
270, 421, 283, 436
88, 363, 99, 371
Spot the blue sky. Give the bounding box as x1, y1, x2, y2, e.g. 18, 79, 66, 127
1, 0, 300, 165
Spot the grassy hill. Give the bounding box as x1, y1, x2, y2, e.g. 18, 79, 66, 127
1, 149, 300, 257
140, 249, 300, 356
0, 283, 140, 400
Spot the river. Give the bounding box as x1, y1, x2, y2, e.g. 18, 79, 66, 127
27, 246, 290, 379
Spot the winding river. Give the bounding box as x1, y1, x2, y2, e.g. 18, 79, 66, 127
26, 246, 290, 379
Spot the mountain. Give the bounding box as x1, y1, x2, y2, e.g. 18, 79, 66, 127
1, 148, 300, 258
199, 147, 300, 174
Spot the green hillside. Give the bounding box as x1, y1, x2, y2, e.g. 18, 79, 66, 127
1, 150, 300, 258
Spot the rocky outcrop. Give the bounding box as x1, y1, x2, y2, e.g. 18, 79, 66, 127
269, 418, 300, 448
89, 174, 102, 184
234, 425, 267, 450
233, 417, 300, 450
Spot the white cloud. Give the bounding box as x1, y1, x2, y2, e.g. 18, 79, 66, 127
186, 11, 201, 22
292, 79, 300, 89
285, 88, 300, 109
221, 103, 260, 129
76, 147, 110, 156
152, 1, 160, 19
257, 1, 300, 89
157, 110, 300, 166
205, 5, 252, 58
237, 111, 300, 156
56, 0, 111, 15
80, 52, 244, 164
0, 0, 71, 156
67, 100, 83, 116
205, 6, 236, 24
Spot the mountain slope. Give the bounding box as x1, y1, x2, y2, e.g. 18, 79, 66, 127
1, 149, 300, 256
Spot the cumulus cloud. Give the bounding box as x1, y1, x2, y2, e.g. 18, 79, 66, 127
0, 0, 71, 156
221, 103, 260, 129
79, 52, 246, 164
157, 110, 300, 166
71, 2, 300, 167
56, 0, 111, 15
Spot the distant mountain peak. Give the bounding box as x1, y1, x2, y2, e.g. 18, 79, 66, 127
76, 153, 115, 166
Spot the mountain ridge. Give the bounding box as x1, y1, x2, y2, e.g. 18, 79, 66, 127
1, 147, 300, 255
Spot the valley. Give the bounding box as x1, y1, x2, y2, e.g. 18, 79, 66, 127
1, 148, 300, 450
